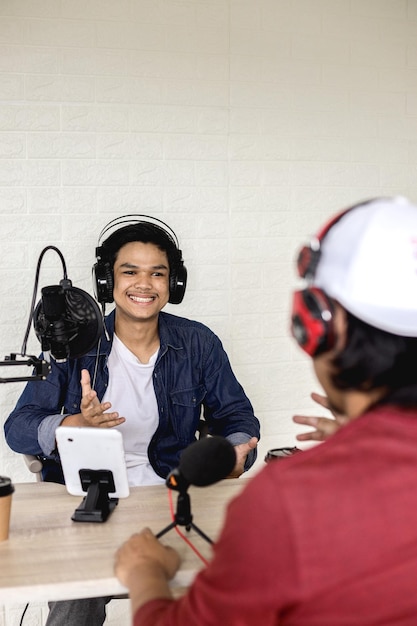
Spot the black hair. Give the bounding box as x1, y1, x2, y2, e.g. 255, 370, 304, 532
100, 222, 182, 274
331, 311, 417, 405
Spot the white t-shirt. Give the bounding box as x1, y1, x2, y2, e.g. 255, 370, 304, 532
101, 334, 165, 486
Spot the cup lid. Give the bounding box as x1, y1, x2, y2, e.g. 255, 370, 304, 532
0, 476, 14, 496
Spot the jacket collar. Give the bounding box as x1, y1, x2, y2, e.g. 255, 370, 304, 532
87, 309, 184, 357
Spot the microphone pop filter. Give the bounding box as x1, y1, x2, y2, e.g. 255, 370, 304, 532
33, 285, 103, 360
179, 436, 236, 487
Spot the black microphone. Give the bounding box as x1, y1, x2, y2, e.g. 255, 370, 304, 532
156, 436, 237, 543
37, 283, 77, 360
33, 279, 103, 363
166, 436, 236, 492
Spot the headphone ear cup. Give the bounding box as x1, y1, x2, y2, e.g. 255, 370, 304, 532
291, 288, 335, 357
169, 263, 187, 304
92, 261, 114, 304
297, 244, 321, 280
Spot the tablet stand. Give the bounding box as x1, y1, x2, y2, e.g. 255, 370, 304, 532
71, 469, 119, 523
156, 490, 213, 544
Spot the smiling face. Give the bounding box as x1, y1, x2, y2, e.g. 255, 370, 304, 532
112, 241, 170, 325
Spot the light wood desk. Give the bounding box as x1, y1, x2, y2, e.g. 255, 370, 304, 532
0, 479, 247, 605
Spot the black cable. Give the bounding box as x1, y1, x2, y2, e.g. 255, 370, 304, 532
21, 246, 68, 356
19, 603, 29, 626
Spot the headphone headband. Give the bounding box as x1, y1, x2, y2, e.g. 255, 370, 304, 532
296, 208, 351, 282
297, 199, 376, 283
97, 214, 181, 252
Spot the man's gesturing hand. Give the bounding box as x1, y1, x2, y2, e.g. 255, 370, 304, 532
62, 369, 126, 429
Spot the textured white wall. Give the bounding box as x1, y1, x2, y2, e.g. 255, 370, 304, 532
1, 0, 417, 623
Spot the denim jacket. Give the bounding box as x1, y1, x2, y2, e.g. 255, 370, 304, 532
5, 311, 260, 482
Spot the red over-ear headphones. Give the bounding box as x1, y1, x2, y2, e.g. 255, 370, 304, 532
291, 199, 373, 356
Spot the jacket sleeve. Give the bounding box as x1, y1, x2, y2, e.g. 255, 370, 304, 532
201, 334, 260, 448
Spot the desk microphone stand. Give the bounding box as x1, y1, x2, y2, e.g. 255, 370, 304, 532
156, 489, 213, 544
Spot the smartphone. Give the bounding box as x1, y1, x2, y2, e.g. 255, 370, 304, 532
56, 426, 130, 498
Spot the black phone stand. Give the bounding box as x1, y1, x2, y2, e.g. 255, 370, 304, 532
71, 469, 119, 523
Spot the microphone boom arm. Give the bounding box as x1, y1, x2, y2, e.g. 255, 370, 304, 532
0, 353, 51, 383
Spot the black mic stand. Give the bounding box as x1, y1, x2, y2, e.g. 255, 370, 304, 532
156, 487, 213, 544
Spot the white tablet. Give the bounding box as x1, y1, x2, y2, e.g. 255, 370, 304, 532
56, 426, 130, 499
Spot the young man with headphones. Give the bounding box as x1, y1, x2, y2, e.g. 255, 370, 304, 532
114, 196, 417, 625
4, 216, 260, 626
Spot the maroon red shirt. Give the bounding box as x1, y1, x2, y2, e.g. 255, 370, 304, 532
136, 405, 417, 625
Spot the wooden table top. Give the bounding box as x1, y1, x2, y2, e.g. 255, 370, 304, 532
0, 478, 247, 604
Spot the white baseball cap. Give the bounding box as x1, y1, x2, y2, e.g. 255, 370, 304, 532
312, 196, 417, 337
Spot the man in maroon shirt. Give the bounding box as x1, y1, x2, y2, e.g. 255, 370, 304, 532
114, 196, 417, 625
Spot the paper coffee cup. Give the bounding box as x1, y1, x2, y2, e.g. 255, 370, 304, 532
0, 476, 14, 541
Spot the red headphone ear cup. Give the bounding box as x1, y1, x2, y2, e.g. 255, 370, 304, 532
297, 244, 320, 280
291, 288, 335, 357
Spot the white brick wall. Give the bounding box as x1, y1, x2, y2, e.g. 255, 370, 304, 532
1, 0, 417, 622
